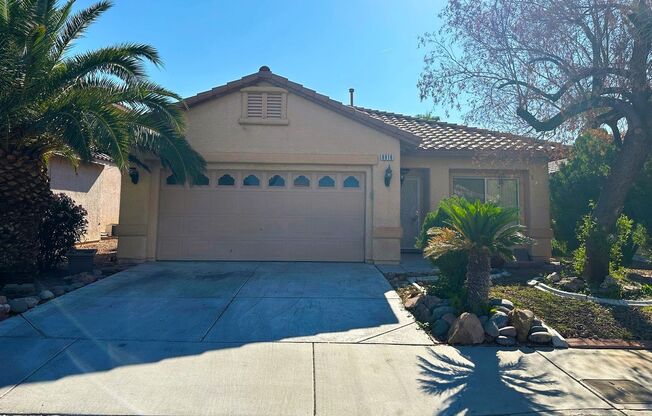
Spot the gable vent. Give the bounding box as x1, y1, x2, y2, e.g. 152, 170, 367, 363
266, 93, 283, 119
246, 92, 264, 118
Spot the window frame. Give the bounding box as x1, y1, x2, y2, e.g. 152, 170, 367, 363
216, 172, 238, 188
342, 174, 362, 190
292, 173, 312, 189
450, 173, 524, 223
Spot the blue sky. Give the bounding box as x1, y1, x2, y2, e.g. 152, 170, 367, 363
71, 0, 459, 122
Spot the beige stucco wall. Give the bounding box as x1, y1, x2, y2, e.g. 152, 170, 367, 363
402, 153, 552, 260
117, 82, 402, 263
49, 156, 122, 242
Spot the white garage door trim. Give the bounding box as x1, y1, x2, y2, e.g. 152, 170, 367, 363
156, 170, 366, 262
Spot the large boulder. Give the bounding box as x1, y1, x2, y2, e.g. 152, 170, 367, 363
411, 304, 432, 322
38, 290, 55, 301
404, 294, 424, 310
0, 295, 6, 304
498, 326, 517, 337
447, 313, 484, 345
529, 331, 553, 344
496, 335, 517, 346
431, 319, 450, 337
489, 311, 509, 328
422, 295, 442, 310
441, 313, 457, 325
432, 306, 455, 320
483, 320, 500, 338
546, 272, 561, 283
508, 308, 534, 342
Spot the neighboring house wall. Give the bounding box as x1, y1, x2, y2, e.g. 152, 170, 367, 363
118, 81, 403, 263
402, 154, 552, 260
49, 155, 121, 242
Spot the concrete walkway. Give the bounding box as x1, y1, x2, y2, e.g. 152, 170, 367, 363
0, 262, 650, 415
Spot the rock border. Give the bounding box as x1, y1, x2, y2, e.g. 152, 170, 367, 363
529, 279, 652, 307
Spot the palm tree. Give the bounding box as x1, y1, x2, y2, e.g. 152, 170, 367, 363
423, 198, 531, 312
0, 0, 205, 274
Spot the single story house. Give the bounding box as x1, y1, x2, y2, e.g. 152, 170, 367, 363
49, 153, 121, 242
117, 67, 555, 264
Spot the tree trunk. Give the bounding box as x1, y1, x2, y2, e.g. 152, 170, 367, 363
0, 148, 52, 277
584, 129, 652, 284
466, 246, 491, 312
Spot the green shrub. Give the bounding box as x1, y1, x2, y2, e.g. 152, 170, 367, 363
572, 211, 648, 276
37, 193, 88, 271
551, 132, 652, 253
416, 197, 469, 299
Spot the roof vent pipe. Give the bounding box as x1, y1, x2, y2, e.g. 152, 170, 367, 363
349, 88, 355, 106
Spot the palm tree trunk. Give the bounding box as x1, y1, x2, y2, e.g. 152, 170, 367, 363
0, 148, 52, 276
466, 246, 491, 312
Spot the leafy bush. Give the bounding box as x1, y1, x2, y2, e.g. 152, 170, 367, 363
37, 193, 88, 270
572, 211, 648, 276
551, 132, 652, 252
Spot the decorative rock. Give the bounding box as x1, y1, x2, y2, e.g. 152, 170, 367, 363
559, 277, 586, 292
441, 313, 457, 326
38, 290, 55, 301
52, 286, 66, 297
432, 306, 455, 320
496, 335, 517, 346
529, 325, 548, 335
447, 313, 484, 345
483, 320, 500, 338
24, 297, 39, 308
92, 269, 103, 277
546, 272, 561, 283
490, 298, 514, 310
422, 295, 442, 310
8, 298, 28, 313
528, 331, 553, 344
77, 273, 97, 284
18, 283, 36, 294
69, 282, 85, 290
0, 295, 6, 304
412, 304, 433, 322
404, 294, 424, 310
478, 315, 488, 324
493, 305, 512, 315
509, 308, 535, 342
532, 318, 543, 327
600, 275, 619, 290
499, 326, 517, 337
431, 319, 450, 337
490, 311, 509, 328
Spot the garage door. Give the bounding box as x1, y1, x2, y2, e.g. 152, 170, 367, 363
157, 170, 365, 261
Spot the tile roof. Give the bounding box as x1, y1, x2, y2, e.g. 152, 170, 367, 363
185, 67, 563, 157
354, 107, 561, 155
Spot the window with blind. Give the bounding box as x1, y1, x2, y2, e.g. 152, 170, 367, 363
452, 177, 520, 211
240, 88, 288, 124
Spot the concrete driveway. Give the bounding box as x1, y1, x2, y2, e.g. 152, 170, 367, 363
0, 262, 650, 415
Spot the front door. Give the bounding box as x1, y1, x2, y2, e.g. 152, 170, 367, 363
400, 175, 422, 250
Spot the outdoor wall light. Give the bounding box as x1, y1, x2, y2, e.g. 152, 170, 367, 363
384, 165, 393, 187
128, 167, 139, 185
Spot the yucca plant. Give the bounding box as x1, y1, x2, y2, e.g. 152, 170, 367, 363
0, 0, 205, 274
424, 198, 531, 312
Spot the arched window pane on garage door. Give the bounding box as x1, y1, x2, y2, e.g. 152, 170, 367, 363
243, 174, 260, 187
217, 174, 235, 186
318, 175, 335, 188
293, 175, 310, 187
268, 174, 286, 187
166, 174, 179, 185
193, 174, 210, 186
343, 176, 360, 188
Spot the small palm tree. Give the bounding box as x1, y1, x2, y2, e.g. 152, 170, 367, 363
0, 0, 205, 273
424, 198, 531, 312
